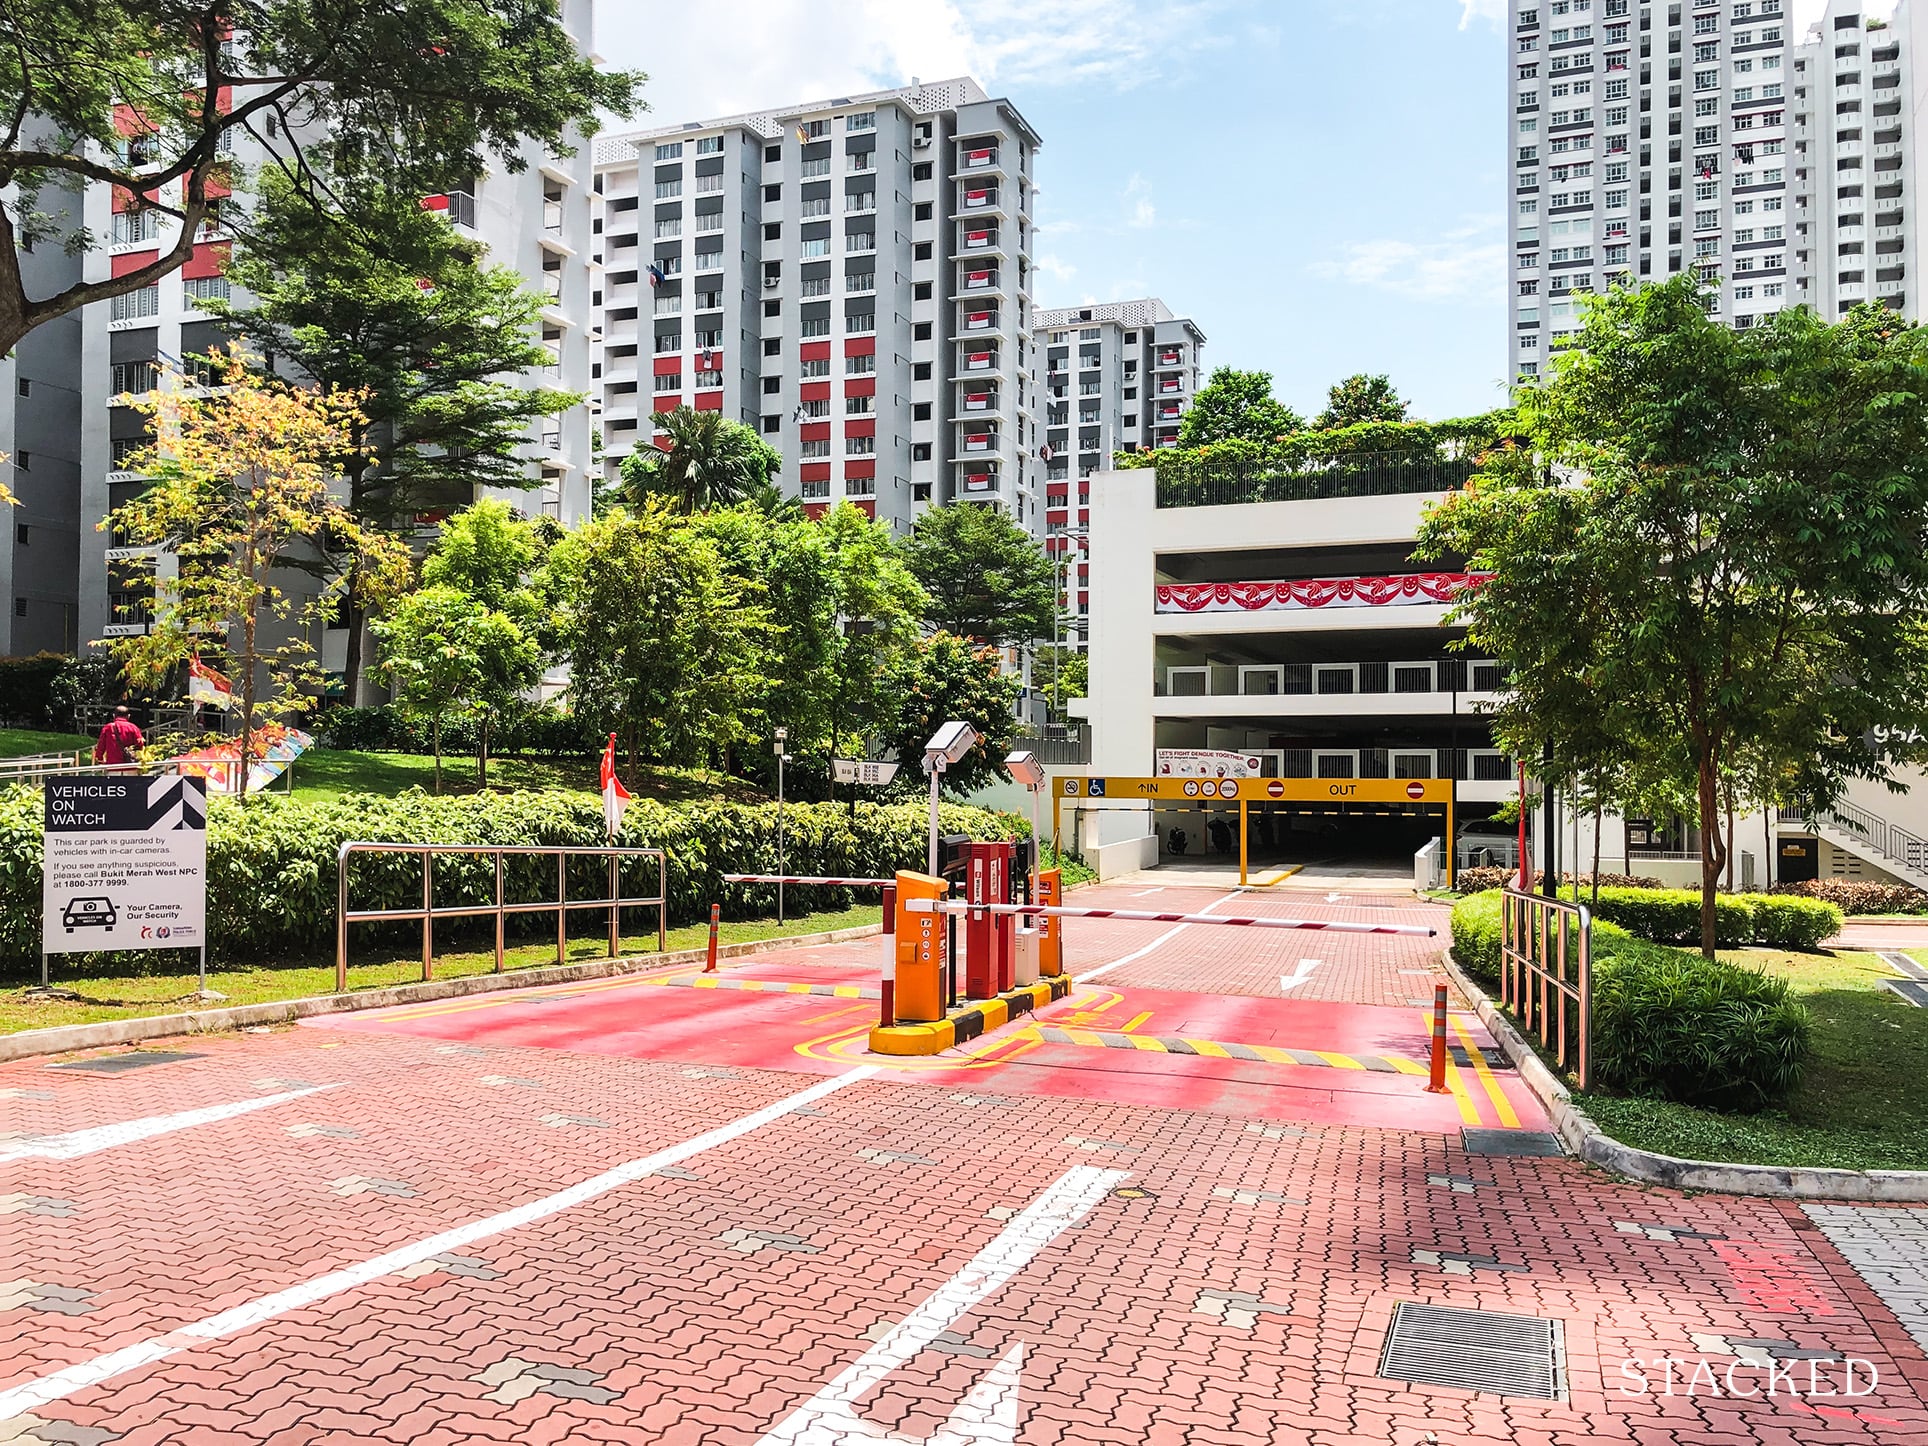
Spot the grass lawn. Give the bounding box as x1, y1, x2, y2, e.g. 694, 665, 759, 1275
285, 747, 768, 804
0, 903, 879, 1035
1579, 947, 1928, 1173
0, 727, 91, 759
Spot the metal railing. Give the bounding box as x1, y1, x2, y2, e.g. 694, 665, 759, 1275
1153, 448, 1477, 509
1782, 796, 1928, 877
0, 749, 88, 784
335, 842, 668, 992
1500, 888, 1593, 1091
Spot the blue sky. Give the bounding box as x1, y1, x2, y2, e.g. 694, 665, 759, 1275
588, 3, 1504, 422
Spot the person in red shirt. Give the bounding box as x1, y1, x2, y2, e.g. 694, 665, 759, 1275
93, 706, 144, 771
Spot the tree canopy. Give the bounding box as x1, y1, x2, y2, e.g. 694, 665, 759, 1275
1315, 373, 1407, 430
618, 407, 781, 513
901, 503, 1057, 647
1175, 367, 1304, 447
0, 0, 640, 355
1417, 276, 1928, 954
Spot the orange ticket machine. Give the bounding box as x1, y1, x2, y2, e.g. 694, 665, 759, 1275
892, 871, 948, 1022
1036, 867, 1063, 976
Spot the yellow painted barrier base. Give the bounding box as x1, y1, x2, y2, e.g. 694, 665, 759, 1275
868, 975, 1075, 1056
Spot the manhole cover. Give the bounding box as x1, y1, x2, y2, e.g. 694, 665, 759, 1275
48, 1051, 205, 1074
1379, 1300, 1564, 1399
1462, 1128, 1563, 1157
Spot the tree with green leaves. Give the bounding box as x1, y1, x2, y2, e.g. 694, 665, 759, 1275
0, 0, 639, 356
1418, 277, 1928, 956
618, 407, 781, 513
372, 584, 541, 791
1316, 373, 1407, 430
212, 177, 579, 702
541, 500, 771, 776
1176, 367, 1304, 447
881, 633, 1021, 795
902, 504, 1056, 646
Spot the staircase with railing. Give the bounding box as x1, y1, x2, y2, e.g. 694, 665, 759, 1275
1781, 796, 1928, 889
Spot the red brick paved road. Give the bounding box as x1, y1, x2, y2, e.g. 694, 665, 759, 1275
5, 878, 1927, 1444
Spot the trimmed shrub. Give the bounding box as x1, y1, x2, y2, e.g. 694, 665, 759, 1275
0, 652, 71, 728
1451, 866, 1663, 894
1589, 937, 1812, 1111
1449, 889, 1505, 984
1736, 893, 1842, 951
1586, 886, 1756, 947
1774, 878, 1928, 917
0, 784, 1013, 971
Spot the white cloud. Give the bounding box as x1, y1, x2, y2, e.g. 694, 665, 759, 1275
1037, 252, 1078, 285
1124, 174, 1157, 229
1456, 0, 1505, 29
1312, 221, 1505, 302
592, 0, 1245, 128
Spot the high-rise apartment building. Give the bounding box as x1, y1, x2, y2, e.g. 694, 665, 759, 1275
590, 78, 1044, 535
1791, 0, 1914, 319
74, 0, 600, 661
1507, 0, 1794, 374
1034, 299, 1206, 645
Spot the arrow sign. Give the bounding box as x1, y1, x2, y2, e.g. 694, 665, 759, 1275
756, 1166, 1127, 1446
1324, 892, 1345, 904
1279, 958, 1320, 992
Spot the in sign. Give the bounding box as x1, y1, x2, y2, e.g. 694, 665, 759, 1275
1406, 781, 1426, 800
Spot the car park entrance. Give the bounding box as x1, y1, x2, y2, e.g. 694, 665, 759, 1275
1057, 774, 1459, 885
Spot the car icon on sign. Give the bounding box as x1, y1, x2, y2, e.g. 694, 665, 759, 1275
63, 896, 117, 932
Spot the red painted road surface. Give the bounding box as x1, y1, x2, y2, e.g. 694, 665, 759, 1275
5, 878, 1928, 1445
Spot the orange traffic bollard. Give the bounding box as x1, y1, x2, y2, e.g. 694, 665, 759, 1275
1425, 983, 1450, 1093
705, 903, 720, 972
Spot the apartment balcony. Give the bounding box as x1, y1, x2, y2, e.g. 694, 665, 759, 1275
602, 355, 639, 385
955, 185, 1005, 219
960, 145, 1000, 171
959, 306, 1000, 333
955, 265, 1003, 296
958, 344, 1001, 373
956, 461, 1002, 499
958, 224, 1004, 255
952, 425, 1002, 460
955, 387, 1000, 418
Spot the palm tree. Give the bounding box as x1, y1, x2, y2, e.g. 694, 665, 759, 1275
618, 405, 772, 512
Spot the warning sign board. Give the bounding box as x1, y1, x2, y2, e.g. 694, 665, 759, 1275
42, 775, 208, 955
1059, 775, 1449, 804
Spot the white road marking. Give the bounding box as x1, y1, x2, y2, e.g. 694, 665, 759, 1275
1278, 959, 1320, 992
0, 1085, 342, 1165
1324, 892, 1345, 904
756, 1165, 1129, 1444
1129, 888, 1164, 897
0, 1066, 879, 1421
1076, 890, 1243, 982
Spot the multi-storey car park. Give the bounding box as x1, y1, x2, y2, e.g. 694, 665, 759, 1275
69, 1, 601, 670
590, 78, 1043, 536
1034, 300, 1206, 647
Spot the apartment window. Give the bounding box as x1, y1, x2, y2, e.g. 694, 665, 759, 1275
655, 179, 682, 199
912, 280, 932, 300
914, 242, 932, 260
111, 210, 160, 244
911, 443, 932, 461
846, 395, 875, 415
801, 239, 830, 257
845, 436, 875, 456
654, 218, 681, 239
1695, 208, 1718, 228
763, 183, 781, 203
654, 332, 681, 353
695, 135, 723, 155
801, 480, 831, 500
763, 338, 781, 357
912, 321, 932, 340
654, 372, 682, 392
766, 144, 781, 161
800, 317, 831, 337
801, 119, 830, 139
762, 415, 781, 434
912, 361, 932, 380
110, 360, 159, 394
801, 197, 831, 218
695, 368, 722, 388
911, 402, 931, 421
914, 202, 932, 221
800, 440, 831, 459
801, 359, 830, 378
846, 111, 875, 131
847, 354, 877, 375
762, 376, 782, 394
801, 277, 831, 297
184, 276, 229, 306
765, 223, 781, 241
764, 299, 781, 317
845, 313, 875, 334
913, 162, 932, 181
849, 152, 874, 172
801, 158, 831, 178
847, 231, 875, 252
654, 143, 683, 160
846, 191, 875, 213
799, 398, 831, 420
110, 285, 159, 321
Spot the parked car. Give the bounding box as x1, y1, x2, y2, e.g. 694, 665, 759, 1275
1456, 819, 1523, 869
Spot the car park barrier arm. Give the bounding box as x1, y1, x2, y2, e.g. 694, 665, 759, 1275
903, 898, 1436, 936
336, 842, 668, 992
720, 874, 896, 887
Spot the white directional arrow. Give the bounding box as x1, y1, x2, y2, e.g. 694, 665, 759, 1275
1324, 891, 1345, 904
1279, 958, 1320, 992
756, 1166, 1127, 1446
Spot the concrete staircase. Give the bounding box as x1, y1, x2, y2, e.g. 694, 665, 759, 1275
1783, 797, 1928, 892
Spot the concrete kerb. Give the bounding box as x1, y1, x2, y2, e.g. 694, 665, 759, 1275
0, 923, 883, 1065
1438, 945, 1928, 1203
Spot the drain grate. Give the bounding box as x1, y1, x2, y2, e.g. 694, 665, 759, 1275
1462, 1127, 1563, 1157
1379, 1300, 1565, 1399
1883, 979, 1928, 1009
1878, 951, 1928, 982
48, 1051, 204, 1074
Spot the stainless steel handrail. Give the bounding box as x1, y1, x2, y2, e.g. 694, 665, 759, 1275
335, 841, 669, 991
1500, 887, 1593, 1091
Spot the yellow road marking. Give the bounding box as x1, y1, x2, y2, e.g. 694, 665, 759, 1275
1313, 1050, 1364, 1071
1127, 1035, 1170, 1052
1116, 1010, 1154, 1034
797, 1003, 872, 1026
1452, 1015, 1522, 1129
1187, 1039, 1232, 1059
1248, 864, 1305, 887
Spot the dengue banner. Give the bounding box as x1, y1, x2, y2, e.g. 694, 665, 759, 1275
42, 774, 208, 955
1155, 748, 1263, 778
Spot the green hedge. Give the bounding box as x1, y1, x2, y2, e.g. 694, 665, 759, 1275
0, 784, 1013, 971
1584, 886, 1840, 951
1448, 890, 1814, 1110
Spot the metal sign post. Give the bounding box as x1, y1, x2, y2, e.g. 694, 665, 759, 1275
774, 726, 788, 924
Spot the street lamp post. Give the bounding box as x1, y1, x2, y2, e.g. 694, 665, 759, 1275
774, 726, 788, 923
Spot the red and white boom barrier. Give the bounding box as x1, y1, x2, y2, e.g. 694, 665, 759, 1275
721, 874, 896, 887
903, 898, 1436, 937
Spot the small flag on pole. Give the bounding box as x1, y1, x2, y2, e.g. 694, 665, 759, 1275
187, 655, 234, 710
601, 733, 632, 838
796, 125, 810, 145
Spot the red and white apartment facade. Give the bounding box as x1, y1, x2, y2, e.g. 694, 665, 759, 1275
590, 78, 1045, 534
